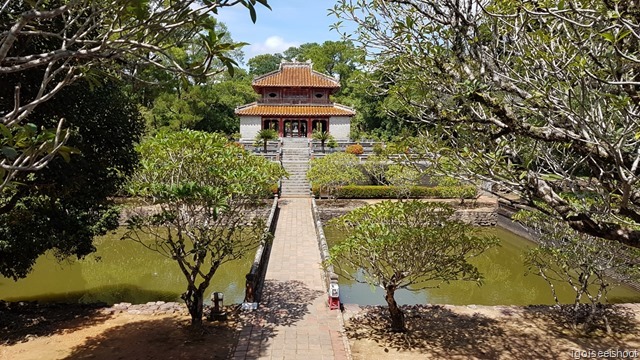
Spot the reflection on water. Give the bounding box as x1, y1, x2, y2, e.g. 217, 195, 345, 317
324, 226, 640, 306
0, 228, 252, 305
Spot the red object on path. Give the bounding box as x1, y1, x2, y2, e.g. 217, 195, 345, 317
328, 283, 340, 310
329, 296, 340, 310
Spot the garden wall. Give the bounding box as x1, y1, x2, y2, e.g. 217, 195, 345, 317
243, 196, 280, 308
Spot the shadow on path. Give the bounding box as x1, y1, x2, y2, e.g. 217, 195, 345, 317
0, 301, 112, 345
346, 304, 640, 360
244, 279, 324, 328
63, 317, 238, 360
237, 280, 326, 358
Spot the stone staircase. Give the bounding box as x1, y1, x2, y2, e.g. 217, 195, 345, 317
280, 138, 311, 197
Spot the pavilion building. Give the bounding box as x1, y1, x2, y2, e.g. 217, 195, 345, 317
236, 61, 355, 140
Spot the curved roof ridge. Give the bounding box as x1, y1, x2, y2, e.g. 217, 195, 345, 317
252, 61, 340, 89
235, 103, 355, 116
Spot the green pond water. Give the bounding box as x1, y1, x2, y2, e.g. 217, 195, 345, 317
324, 226, 640, 306
0, 228, 252, 305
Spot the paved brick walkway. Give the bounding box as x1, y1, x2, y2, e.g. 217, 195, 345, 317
234, 198, 349, 360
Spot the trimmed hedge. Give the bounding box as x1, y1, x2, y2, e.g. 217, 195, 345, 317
312, 185, 477, 199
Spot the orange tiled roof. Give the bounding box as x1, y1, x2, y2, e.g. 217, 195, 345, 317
235, 103, 355, 116
252, 62, 340, 89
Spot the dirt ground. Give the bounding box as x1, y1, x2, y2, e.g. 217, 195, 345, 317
0, 303, 239, 360
344, 303, 640, 360
2, 302, 639, 360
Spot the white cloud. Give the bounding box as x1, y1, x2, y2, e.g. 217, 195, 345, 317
248, 36, 299, 57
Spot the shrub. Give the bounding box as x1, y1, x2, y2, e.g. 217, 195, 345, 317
372, 143, 385, 155
312, 185, 477, 199
227, 142, 245, 150
362, 155, 388, 185
433, 176, 461, 187
307, 153, 366, 198
346, 143, 364, 155
385, 142, 409, 155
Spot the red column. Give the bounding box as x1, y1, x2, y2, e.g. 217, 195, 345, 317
307, 119, 312, 137
279, 118, 284, 137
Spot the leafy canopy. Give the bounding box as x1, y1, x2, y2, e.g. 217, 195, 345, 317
125, 130, 285, 327
331, 0, 640, 247
329, 201, 497, 291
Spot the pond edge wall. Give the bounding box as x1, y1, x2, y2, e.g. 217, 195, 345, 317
243, 196, 280, 307
311, 197, 338, 299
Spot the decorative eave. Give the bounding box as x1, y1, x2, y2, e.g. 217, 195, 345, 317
235, 102, 356, 117
252, 61, 341, 90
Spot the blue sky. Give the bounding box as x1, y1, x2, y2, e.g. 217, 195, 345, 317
217, 0, 350, 63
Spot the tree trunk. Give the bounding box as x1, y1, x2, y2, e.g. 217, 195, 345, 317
183, 288, 205, 327
385, 286, 406, 332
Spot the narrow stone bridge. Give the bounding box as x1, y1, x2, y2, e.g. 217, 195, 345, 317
234, 139, 349, 360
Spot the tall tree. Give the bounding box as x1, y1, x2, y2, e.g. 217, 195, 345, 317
247, 53, 284, 76
0, 0, 269, 188
0, 80, 144, 279
125, 130, 285, 327
332, 0, 640, 248
329, 200, 497, 332
144, 71, 257, 134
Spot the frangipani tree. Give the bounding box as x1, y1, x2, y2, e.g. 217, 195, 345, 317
0, 0, 269, 189
328, 200, 497, 332
332, 0, 640, 248
515, 210, 640, 333
124, 130, 285, 327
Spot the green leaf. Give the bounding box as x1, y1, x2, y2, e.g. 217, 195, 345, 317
617, 29, 631, 41
600, 32, 615, 43
1, 146, 18, 161
0, 124, 11, 142
255, 0, 272, 10
246, 3, 257, 23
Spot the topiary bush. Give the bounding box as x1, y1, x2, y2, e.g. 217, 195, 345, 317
346, 143, 364, 155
